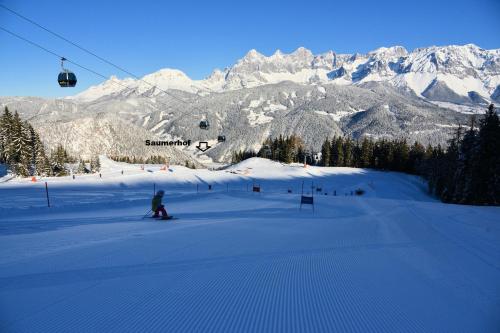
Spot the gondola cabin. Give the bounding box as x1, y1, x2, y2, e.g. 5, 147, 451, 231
217, 135, 226, 143
58, 57, 77, 87
199, 120, 210, 130
58, 71, 77, 87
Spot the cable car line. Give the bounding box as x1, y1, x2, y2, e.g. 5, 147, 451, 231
0, 26, 202, 113
0, 4, 215, 112
0, 26, 127, 85
0, 7, 227, 144
0, 25, 213, 128
0, 28, 216, 135
0, 4, 138, 82
0, 26, 138, 122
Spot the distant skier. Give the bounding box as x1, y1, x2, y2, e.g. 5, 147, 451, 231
151, 190, 169, 220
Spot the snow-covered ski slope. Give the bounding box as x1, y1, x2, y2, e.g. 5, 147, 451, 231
1, 158, 499, 332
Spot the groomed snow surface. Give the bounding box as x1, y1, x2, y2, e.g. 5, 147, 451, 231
1, 157, 499, 332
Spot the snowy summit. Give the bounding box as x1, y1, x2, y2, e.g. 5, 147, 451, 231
73, 44, 500, 104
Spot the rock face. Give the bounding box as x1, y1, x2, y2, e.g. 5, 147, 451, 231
491, 86, 500, 103
421, 80, 471, 104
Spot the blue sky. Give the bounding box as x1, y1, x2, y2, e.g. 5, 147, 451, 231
0, 0, 499, 97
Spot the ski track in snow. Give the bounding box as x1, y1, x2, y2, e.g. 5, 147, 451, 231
0, 158, 499, 332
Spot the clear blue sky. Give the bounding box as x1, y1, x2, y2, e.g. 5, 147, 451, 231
1, 0, 499, 97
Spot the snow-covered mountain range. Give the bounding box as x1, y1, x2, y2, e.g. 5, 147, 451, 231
73, 44, 500, 105
1, 44, 498, 163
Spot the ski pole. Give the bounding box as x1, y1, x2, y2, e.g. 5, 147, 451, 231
45, 182, 50, 208
141, 209, 153, 219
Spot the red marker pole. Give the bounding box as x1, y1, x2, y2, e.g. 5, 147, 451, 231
45, 182, 50, 208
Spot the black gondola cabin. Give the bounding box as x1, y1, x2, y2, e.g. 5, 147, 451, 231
199, 120, 210, 130
58, 71, 77, 87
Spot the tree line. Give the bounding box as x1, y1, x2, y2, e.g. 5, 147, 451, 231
232, 135, 313, 165
110, 155, 170, 165
232, 104, 499, 205
109, 155, 198, 169
426, 104, 499, 205
0, 107, 100, 177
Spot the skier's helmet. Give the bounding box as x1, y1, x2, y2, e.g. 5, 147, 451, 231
157, 190, 165, 196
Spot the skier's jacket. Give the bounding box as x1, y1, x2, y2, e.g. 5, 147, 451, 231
152, 194, 162, 211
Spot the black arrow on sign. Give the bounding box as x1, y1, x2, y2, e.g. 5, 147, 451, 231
196, 141, 211, 152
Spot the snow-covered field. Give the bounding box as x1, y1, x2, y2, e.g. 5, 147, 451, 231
0, 158, 499, 332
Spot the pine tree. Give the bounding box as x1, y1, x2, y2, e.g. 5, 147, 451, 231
427, 144, 446, 197
330, 136, 344, 166
25, 123, 47, 176
360, 137, 373, 168
408, 141, 426, 174
77, 158, 88, 174
321, 138, 331, 166
475, 104, 500, 204
39, 154, 52, 176
343, 137, 354, 167
297, 146, 306, 165
422, 144, 435, 179
90, 155, 101, 173
440, 127, 462, 202
392, 139, 409, 172
9, 112, 31, 176
381, 139, 394, 170
282, 137, 294, 163
451, 117, 478, 203
289, 135, 304, 163
22, 121, 50, 176
51, 145, 69, 176
0, 107, 14, 164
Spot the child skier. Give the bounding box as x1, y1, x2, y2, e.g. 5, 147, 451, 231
151, 190, 169, 220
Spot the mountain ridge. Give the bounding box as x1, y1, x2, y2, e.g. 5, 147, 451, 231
71, 44, 500, 106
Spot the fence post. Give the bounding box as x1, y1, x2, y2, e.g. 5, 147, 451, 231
45, 182, 50, 208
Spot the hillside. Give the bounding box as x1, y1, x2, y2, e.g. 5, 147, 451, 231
1, 82, 470, 163
1, 158, 499, 332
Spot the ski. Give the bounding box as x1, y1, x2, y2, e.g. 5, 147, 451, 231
149, 216, 178, 221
